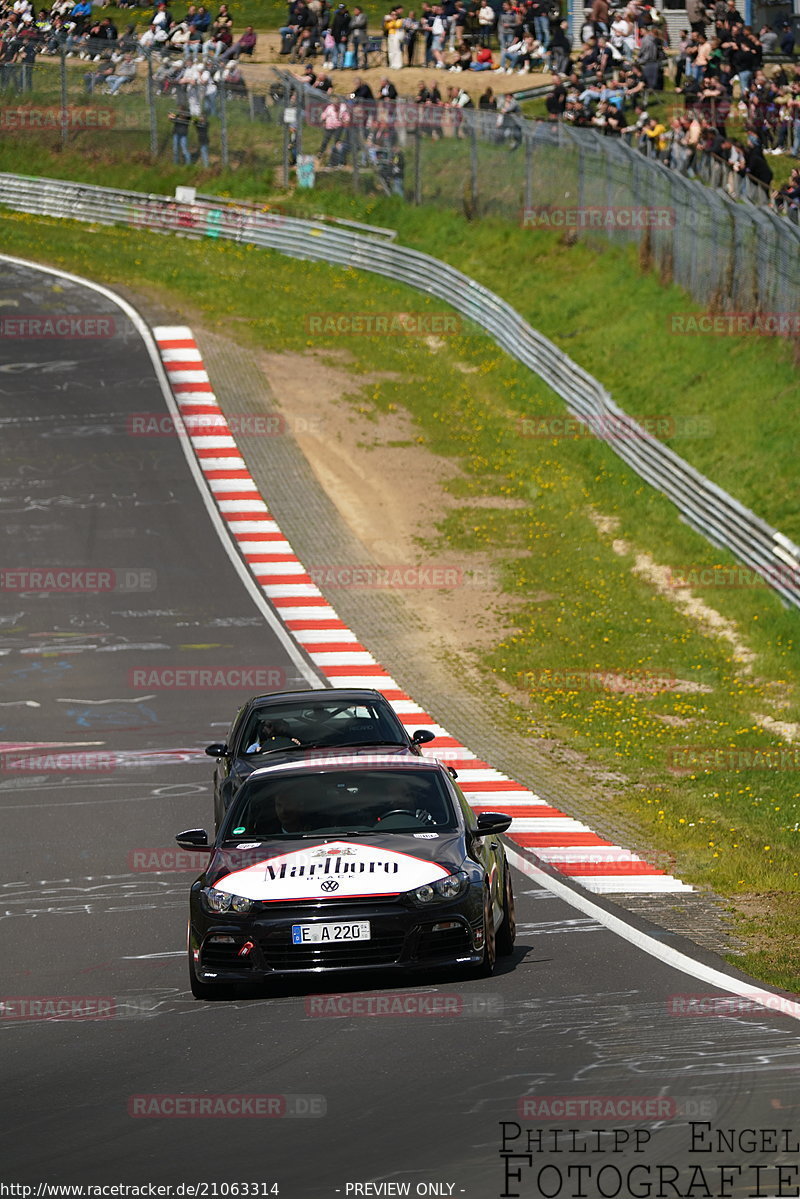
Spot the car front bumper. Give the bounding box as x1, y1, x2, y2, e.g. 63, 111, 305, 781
189, 888, 485, 981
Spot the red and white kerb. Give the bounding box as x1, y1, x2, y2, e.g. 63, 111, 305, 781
154, 325, 691, 896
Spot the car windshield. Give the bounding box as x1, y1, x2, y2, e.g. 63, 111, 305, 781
222, 768, 457, 839
239, 700, 404, 756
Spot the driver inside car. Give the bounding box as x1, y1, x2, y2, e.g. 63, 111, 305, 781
375, 776, 435, 826
245, 718, 302, 754
274, 784, 317, 834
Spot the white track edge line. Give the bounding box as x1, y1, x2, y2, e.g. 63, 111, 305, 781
504, 845, 800, 1023
0, 253, 320, 691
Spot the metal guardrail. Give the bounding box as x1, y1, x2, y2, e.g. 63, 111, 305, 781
1, 168, 797, 608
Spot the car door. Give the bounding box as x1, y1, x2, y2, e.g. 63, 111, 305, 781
209, 702, 249, 829
451, 778, 504, 926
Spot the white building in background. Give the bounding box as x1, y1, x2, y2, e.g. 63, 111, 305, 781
570, 0, 800, 49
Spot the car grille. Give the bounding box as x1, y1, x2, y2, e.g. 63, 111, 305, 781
258, 894, 400, 912
417, 924, 472, 960
201, 939, 255, 971
260, 930, 407, 971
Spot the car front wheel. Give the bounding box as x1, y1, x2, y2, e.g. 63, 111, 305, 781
496, 860, 516, 956
478, 885, 496, 976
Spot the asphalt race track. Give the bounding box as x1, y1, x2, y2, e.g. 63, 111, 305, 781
1, 258, 799, 1199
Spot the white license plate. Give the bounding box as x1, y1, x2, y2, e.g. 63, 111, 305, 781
291, 921, 371, 945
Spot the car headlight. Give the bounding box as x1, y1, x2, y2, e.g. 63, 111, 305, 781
202, 886, 253, 914
409, 871, 469, 905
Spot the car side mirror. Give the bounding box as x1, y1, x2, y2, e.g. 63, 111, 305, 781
473, 812, 512, 835
205, 742, 229, 758
411, 729, 435, 745
175, 828, 213, 850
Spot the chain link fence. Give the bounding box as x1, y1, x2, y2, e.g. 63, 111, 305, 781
281, 72, 800, 315
2, 45, 291, 174
3, 48, 798, 313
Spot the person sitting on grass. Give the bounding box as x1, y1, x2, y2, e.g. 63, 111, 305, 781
221, 23, 257, 60
448, 39, 472, 70
469, 43, 494, 69
104, 49, 136, 92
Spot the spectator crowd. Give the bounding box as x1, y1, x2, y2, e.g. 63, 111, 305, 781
0, 0, 797, 209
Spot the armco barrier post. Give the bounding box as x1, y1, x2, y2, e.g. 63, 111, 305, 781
59, 47, 68, 150
282, 90, 290, 188
524, 132, 533, 212
220, 81, 229, 169
147, 53, 158, 161
352, 117, 360, 193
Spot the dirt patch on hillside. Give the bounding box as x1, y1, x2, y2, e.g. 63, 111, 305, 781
256, 346, 523, 654
587, 506, 757, 671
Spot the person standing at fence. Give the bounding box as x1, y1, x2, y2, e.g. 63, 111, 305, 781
743, 132, 772, 187
318, 94, 343, 158
194, 115, 210, 167
402, 10, 419, 64
430, 5, 446, 66
331, 2, 351, 67
637, 25, 661, 91
477, 0, 495, 47
19, 35, 36, 92
350, 5, 368, 66
497, 2, 516, 61
685, 0, 706, 36
169, 107, 192, 164
386, 8, 404, 68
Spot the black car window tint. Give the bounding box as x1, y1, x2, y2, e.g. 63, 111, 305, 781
226, 770, 457, 836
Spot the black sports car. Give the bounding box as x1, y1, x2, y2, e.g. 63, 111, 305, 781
177, 753, 516, 998
205, 688, 434, 830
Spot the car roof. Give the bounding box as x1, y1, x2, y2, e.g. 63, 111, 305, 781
248, 752, 444, 780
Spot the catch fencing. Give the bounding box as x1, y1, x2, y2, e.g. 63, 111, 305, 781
6, 47, 799, 317
0, 169, 796, 609
282, 74, 800, 319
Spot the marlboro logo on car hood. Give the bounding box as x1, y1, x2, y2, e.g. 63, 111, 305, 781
215, 840, 451, 901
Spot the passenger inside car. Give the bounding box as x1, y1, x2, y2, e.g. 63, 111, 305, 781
245, 719, 302, 754
241, 701, 401, 754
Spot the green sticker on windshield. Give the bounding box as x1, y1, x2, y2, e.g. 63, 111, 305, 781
233, 826, 246, 834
